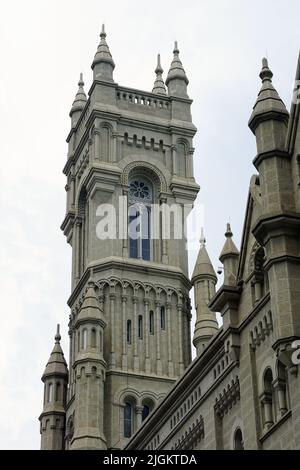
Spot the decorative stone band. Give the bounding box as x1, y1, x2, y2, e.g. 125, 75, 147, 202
214, 376, 240, 418
174, 416, 204, 450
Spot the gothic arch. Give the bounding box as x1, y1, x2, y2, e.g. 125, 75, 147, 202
121, 160, 168, 194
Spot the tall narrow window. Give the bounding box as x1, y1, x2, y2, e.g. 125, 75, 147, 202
127, 320, 132, 344
128, 178, 152, 261
160, 306, 165, 330
234, 428, 244, 450
124, 402, 132, 438
99, 331, 103, 352
82, 329, 88, 350
91, 328, 96, 348
77, 331, 80, 352
138, 315, 143, 339
48, 383, 53, 403
55, 382, 61, 402
142, 405, 150, 421
149, 311, 154, 335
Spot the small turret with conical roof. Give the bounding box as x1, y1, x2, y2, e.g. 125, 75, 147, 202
152, 54, 167, 95
192, 230, 219, 355
219, 223, 239, 285
249, 58, 289, 155
69, 73, 87, 128
165, 41, 189, 97
71, 282, 107, 450
91, 24, 115, 82
39, 325, 68, 450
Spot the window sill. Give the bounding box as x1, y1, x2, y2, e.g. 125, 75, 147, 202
259, 410, 292, 443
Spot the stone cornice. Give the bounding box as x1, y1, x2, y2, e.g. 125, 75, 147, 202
208, 285, 242, 313
253, 148, 291, 169
67, 259, 191, 308
252, 211, 300, 245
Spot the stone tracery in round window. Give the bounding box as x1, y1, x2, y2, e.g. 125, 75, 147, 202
129, 179, 152, 203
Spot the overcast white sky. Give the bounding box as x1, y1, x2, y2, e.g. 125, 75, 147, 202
0, 0, 299, 449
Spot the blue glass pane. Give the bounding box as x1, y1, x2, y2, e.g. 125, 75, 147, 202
124, 402, 132, 438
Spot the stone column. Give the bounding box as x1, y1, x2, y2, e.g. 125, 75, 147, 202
274, 379, 288, 416
93, 130, 100, 161
187, 148, 194, 178
171, 144, 177, 176
166, 302, 174, 376
112, 132, 118, 163
144, 299, 151, 374
260, 393, 274, 430
75, 218, 82, 281
160, 197, 168, 264
133, 296, 139, 371
121, 295, 128, 370
122, 189, 129, 257
135, 405, 143, 429
155, 300, 162, 375
109, 293, 116, 368
177, 302, 184, 374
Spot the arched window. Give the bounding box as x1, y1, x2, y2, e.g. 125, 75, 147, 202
124, 402, 133, 438
138, 315, 143, 339
142, 405, 150, 421
234, 428, 244, 450
91, 328, 96, 348
149, 311, 154, 335
128, 177, 152, 261
82, 329, 88, 350
261, 368, 274, 429
127, 320, 132, 344
160, 306, 165, 330
48, 383, 53, 403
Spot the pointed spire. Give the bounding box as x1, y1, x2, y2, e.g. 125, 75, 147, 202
219, 223, 239, 262
42, 324, 68, 380
69, 73, 87, 118
76, 282, 106, 326
249, 58, 289, 134
192, 229, 217, 283
152, 54, 167, 95
91, 24, 115, 81
165, 41, 189, 96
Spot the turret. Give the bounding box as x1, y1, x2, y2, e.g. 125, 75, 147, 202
219, 223, 239, 285
192, 230, 219, 354
152, 54, 167, 95
71, 282, 107, 450
249, 58, 289, 155
165, 41, 189, 97
69, 73, 87, 128
249, 58, 294, 215
91, 24, 115, 82
39, 325, 68, 450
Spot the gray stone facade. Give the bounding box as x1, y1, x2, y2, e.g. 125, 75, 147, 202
125, 55, 300, 451
39, 26, 300, 450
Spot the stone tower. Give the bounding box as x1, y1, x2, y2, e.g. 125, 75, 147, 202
40, 26, 200, 450
192, 230, 218, 355
39, 326, 68, 450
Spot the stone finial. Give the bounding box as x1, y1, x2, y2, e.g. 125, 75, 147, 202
55, 324, 61, 343
152, 53, 167, 95
259, 57, 273, 82
200, 227, 206, 247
